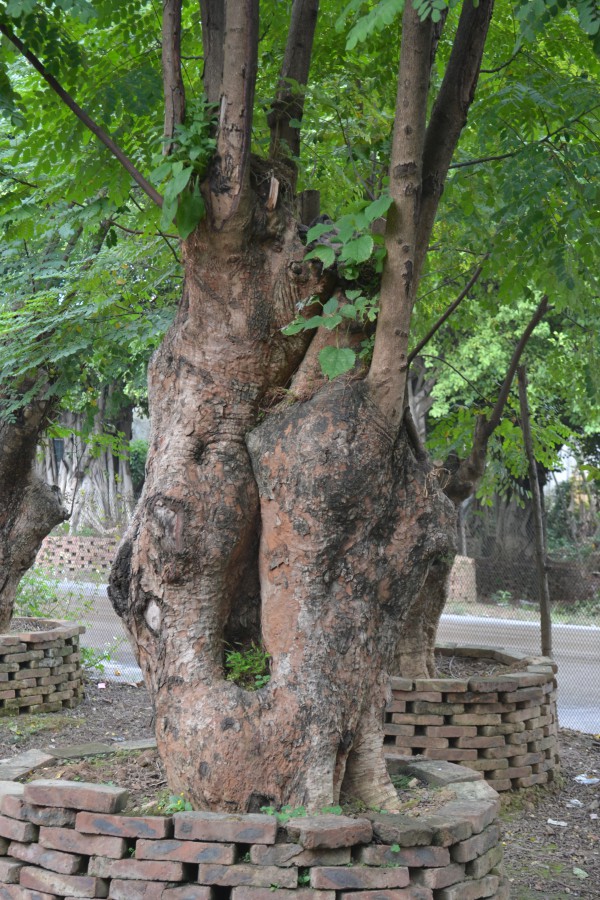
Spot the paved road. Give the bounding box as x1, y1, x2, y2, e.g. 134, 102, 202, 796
68, 582, 600, 733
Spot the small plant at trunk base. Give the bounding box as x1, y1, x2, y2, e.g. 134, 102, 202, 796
260, 804, 342, 824
224, 643, 271, 690
157, 793, 193, 814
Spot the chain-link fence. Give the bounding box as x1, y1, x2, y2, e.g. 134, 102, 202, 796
24, 494, 600, 734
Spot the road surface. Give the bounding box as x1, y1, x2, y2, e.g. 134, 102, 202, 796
68, 582, 600, 734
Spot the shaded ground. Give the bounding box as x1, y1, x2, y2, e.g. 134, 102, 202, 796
0, 680, 598, 897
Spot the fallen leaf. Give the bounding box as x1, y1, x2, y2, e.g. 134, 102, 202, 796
572, 867, 589, 880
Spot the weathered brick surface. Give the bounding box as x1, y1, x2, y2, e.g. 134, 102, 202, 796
39, 825, 127, 858
310, 865, 409, 890
197, 863, 297, 888
250, 844, 350, 867
19, 866, 109, 898
0, 861, 21, 884
0, 816, 38, 843
162, 888, 215, 900
465, 842, 503, 878
8, 839, 84, 874
136, 838, 236, 865
89, 856, 188, 882
108, 880, 174, 899
285, 815, 372, 849
0, 796, 76, 828
355, 844, 450, 867
174, 812, 277, 845
411, 862, 465, 889
76, 811, 172, 839
451, 824, 501, 863
25, 781, 128, 814
436, 873, 500, 900
339, 891, 433, 900
231, 889, 335, 900
0, 886, 57, 900
367, 815, 433, 847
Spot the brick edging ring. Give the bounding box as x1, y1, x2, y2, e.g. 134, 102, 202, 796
384, 644, 559, 792
0, 619, 85, 716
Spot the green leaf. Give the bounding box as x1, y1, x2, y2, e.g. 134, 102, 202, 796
573, 868, 589, 880
176, 186, 205, 240
306, 222, 336, 243
364, 195, 393, 222
305, 245, 336, 268
339, 234, 374, 264
322, 297, 339, 314
318, 346, 356, 379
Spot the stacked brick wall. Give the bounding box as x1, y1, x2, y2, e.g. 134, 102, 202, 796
0, 761, 509, 899
384, 647, 559, 792
0, 622, 84, 717
36, 538, 119, 575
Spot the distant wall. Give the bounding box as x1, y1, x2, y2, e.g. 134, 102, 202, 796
35, 537, 119, 575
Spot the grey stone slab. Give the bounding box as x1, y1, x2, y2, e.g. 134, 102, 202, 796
0, 749, 54, 781
46, 741, 114, 759
118, 738, 157, 751
397, 759, 483, 787
0, 780, 24, 798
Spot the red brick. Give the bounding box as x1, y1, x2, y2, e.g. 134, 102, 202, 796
450, 714, 500, 726
0, 816, 38, 843
485, 778, 511, 792
107, 879, 172, 899
76, 811, 172, 839
504, 706, 541, 724
311, 866, 409, 890
514, 772, 548, 787
422, 749, 477, 761
355, 844, 450, 867
451, 824, 501, 863
389, 678, 413, 691
367, 814, 433, 848
0, 859, 22, 883
436, 801, 498, 836
446, 692, 498, 704
174, 812, 277, 844
387, 722, 415, 734
0, 886, 56, 900
25, 780, 128, 813
8, 840, 84, 874
339, 892, 433, 900
426, 726, 476, 738
468, 677, 517, 693
39, 825, 127, 858
412, 862, 465, 889
465, 843, 503, 879
0, 796, 76, 827
231, 890, 334, 900
197, 863, 297, 888
284, 815, 372, 849
480, 723, 523, 735
416, 678, 470, 692
455, 735, 504, 749
413, 702, 464, 715
136, 839, 235, 864
387, 701, 407, 713
250, 844, 350, 867
89, 856, 188, 881
163, 889, 215, 900
19, 866, 109, 898
393, 737, 449, 749
389, 715, 443, 726
436, 874, 499, 900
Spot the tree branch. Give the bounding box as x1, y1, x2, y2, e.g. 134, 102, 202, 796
162, 0, 186, 155
415, 0, 494, 276
442, 294, 550, 504
408, 257, 488, 364
200, 0, 225, 105
209, 0, 259, 227
0, 23, 163, 209
268, 0, 320, 172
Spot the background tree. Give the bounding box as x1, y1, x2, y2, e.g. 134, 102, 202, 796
1, 0, 598, 810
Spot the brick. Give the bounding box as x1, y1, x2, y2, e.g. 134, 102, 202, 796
446, 692, 498, 704
0, 836, 8, 854
39, 825, 127, 858
136, 839, 236, 865
8, 840, 84, 874
25, 780, 128, 813
485, 778, 511, 792
416, 678, 470, 692
231, 890, 335, 900
451, 824, 501, 863
339, 892, 433, 900
389, 678, 413, 691
284, 815, 372, 849
387, 722, 414, 734
436, 874, 500, 900
480, 723, 523, 735
310, 866, 409, 890
469, 703, 516, 715
393, 736, 449, 749
0, 887, 57, 900
197, 863, 297, 888
456, 735, 504, 749
394, 760, 481, 787
108, 881, 171, 900
450, 714, 501, 726
356, 844, 450, 867
387, 701, 407, 713
421, 815, 472, 848
465, 843, 503, 879
481, 745, 518, 760
389, 715, 444, 726
425, 726, 477, 738
510, 751, 545, 767
76, 811, 172, 839
89, 856, 188, 882
174, 812, 277, 844
413, 702, 464, 715
162, 889, 215, 900
436, 801, 498, 835
19, 866, 109, 898
0, 859, 22, 883
367, 814, 433, 848
250, 844, 350, 867
462, 758, 507, 772
393, 691, 442, 702
504, 706, 541, 724
514, 772, 548, 787
499, 686, 543, 703
423, 749, 478, 761
412, 862, 465, 889
0, 815, 38, 843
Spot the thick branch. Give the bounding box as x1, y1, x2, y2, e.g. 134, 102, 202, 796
200, 0, 225, 105
407, 258, 487, 364
415, 0, 494, 276
442, 295, 550, 504
162, 0, 186, 154
0, 24, 163, 209
268, 0, 320, 169
366, 4, 434, 431
210, 0, 259, 227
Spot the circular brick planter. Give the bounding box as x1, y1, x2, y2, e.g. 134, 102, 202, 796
0, 619, 85, 716
384, 645, 559, 792
0, 757, 509, 899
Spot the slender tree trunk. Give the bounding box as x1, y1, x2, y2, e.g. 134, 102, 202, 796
518, 366, 552, 656
0, 400, 68, 631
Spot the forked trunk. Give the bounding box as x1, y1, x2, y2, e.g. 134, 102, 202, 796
110, 214, 456, 811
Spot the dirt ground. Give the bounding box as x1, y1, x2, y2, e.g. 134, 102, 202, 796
0, 678, 598, 899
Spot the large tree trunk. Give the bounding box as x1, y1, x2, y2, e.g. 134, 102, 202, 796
0, 401, 68, 631
109, 215, 456, 812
